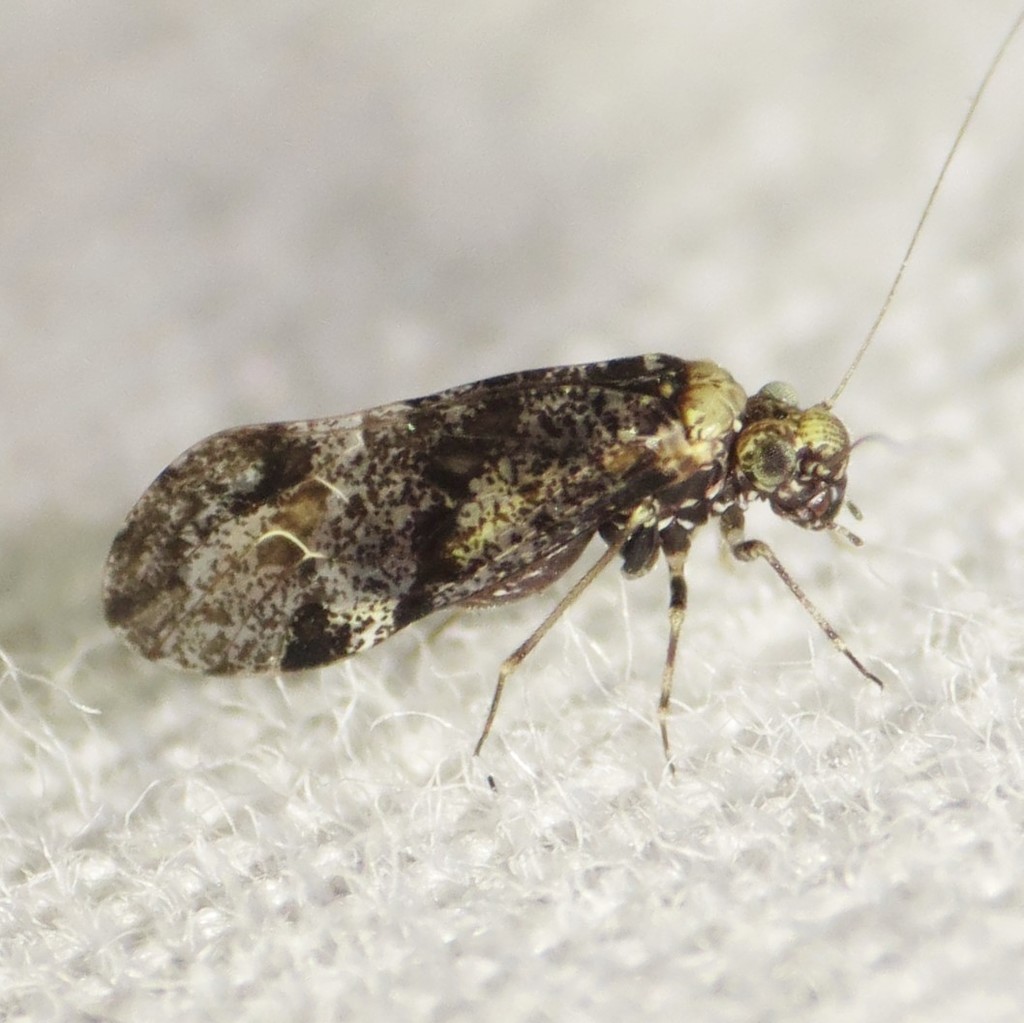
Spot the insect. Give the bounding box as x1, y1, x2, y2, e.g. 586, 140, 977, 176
103, 13, 1021, 763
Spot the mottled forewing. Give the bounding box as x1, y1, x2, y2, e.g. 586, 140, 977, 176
103, 355, 698, 674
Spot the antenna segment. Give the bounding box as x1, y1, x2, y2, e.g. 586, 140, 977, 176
827, 9, 1024, 408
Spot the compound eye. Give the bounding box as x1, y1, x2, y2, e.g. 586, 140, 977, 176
798, 406, 850, 462
754, 380, 799, 407
737, 421, 797, 492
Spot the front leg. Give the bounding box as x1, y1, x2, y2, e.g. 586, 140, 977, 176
719, 505, 882, 688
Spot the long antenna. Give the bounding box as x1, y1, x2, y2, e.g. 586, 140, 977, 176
827, 8, 1024, 408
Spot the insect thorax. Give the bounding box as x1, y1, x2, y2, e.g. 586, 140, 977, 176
610, 366, 852, 578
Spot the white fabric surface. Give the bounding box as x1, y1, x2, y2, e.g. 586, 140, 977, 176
3, 2, 1024, 1020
